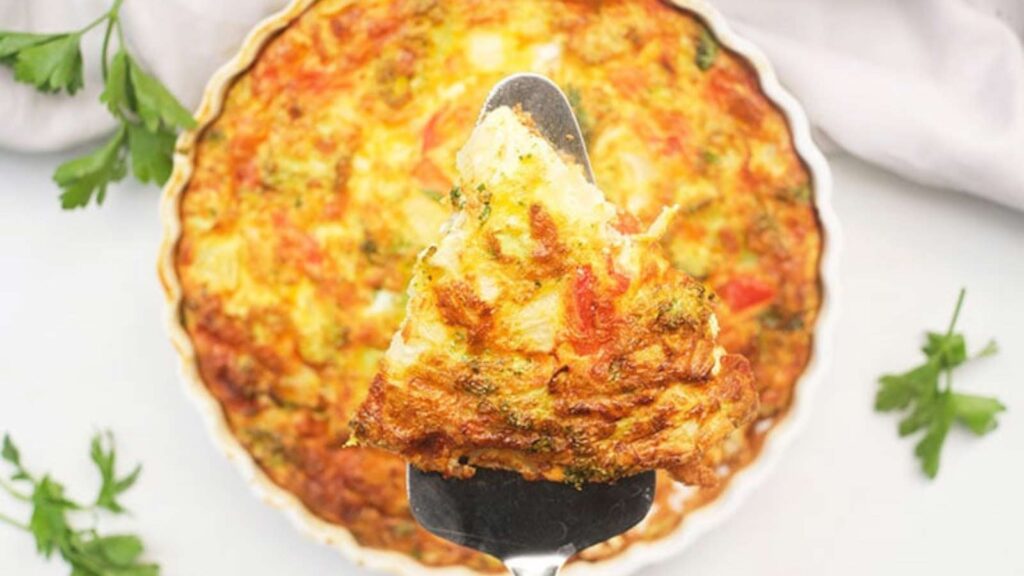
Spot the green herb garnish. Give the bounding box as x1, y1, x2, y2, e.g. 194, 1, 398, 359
449, 185, 464, 209
420, 188, 444, 203
695, 27, 718, 71
0, 31, 85, 94
478, 190, 493, 223
0, 0, 195, 209
1, 431, 159, 574
700, 149, 720, 166
875, 289, 1005, 478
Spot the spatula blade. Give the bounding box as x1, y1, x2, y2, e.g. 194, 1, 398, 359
479, 73, 595, 184
408, 466, 655, 561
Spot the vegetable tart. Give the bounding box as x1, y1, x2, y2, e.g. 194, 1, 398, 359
161, 0, 833, 572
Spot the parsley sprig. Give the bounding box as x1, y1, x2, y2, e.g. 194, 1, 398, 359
0, 0, 195, 209
875, 289, 1005, 478
0, 431, 159, 575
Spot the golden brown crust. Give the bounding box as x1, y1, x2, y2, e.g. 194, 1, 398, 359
173, 0, 822, 570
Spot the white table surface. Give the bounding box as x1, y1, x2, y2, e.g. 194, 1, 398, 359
1, 151, 1022, 575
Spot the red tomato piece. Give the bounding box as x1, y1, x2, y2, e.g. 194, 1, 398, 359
718, 276, 775, 312
422, 106, 447, 153
572, 265, 598, 337
411, 158, 451, 191
569, 265, 620, 355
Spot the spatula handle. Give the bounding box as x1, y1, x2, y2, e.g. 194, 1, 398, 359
504, 554, 567, 576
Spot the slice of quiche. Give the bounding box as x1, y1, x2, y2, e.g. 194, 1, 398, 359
352, 106, 757, 485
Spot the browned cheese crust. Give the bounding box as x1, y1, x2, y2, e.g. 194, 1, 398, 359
174, 0, 822, 570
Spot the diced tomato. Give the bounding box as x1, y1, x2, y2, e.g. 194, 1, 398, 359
572, 266, 598, 337
366, 12, 401, 41
718, 228, 740, 253
422, 108, 445, 153
273, 211, 324, 271
421, 104, 472, 154
605, 253, 631, 295
662, 134, 686, 156
235, 159, 261, 189
288, 67, 327, 91
706, 67, 767, 126
411, 158, 451, 191
717, 276, 775, 312
653, 110, 691, 157
569, 266, 618, 355
611, 66, 649, 99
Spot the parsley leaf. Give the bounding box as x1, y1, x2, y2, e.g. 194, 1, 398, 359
914, 396, 954, 478
952, 393, 1005, 435
29, 475, 81, 557
875, 289, 1005, 478
0, 431, 160, 574
7, 33, 85, 94
0, 32, 54, 64
2, 433, 32, 483
922, 331, 967, 368
127, 122, 176, 184
0, 0, 194, 209
91, 432, 142, 513
896, 382, 941, 436
83, 533, 145, 566
876, 361, 939, 412
975, 339, 999, 359
100, 49, 131, 117
126, 54, 196, 132
54, 125, 128, 209
2, 433, 21, 467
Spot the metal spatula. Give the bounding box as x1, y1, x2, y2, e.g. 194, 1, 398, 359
476, 73, 597, 183
409, 467, 655, 576
406, 74, 656, 576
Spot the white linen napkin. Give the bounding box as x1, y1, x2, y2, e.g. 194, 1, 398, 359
2, 0, 1023, 211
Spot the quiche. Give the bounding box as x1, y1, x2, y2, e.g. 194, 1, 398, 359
353, 106, 758, 484
166, 0, 825, 571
